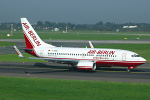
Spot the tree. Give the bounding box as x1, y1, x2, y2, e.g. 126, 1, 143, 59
37, 21, 43, 27
44, 21, 52, 27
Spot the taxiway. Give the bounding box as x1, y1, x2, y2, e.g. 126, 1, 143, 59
0, 62, 150, 83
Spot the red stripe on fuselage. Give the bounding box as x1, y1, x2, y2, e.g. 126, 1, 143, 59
96, 60, 146, 67
42, 57, 146, 67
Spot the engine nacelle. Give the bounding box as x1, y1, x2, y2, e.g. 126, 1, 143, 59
77, 61, 96, 71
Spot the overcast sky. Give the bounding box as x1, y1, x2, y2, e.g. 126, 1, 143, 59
0, 0, 150, 24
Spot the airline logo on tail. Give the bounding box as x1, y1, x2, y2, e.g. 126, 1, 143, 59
22, 23, 41, 46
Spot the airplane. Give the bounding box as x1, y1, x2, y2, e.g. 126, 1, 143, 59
14, 18, 146, 72
123, 25, 137, 28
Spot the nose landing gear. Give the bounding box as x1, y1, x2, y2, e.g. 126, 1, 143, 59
127, 66, 136, 72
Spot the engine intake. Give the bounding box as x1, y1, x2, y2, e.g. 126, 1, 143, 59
77, 61, 96, 71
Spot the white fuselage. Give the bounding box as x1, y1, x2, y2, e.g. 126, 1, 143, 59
34, 47, 146, 67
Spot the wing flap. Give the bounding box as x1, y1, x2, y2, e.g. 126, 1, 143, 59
30, 57, 78, 64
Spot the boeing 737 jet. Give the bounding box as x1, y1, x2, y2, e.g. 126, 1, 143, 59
14, 18, 146, 72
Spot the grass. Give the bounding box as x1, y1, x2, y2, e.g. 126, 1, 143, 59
40, 32, 150, 40
0, 30, 150, 40
0, 53, 44, 62
0, 76, 150, 100
0, 41, 16, 47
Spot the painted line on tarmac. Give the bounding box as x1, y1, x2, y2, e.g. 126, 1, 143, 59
28, 68, 52, 69
131, 72, 150, 73
100, 67, 150, 69
0, 66, 67, 70
137, 67, 150, 69
96, 70, 127, 73
0, 66, 25, 69
27, 67, 66, 70
100, 67, 126, 69
96, 70, 150, 73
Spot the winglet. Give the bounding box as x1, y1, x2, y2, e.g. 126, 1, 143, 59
89, 41, 94, 48
14, 45, 24, 57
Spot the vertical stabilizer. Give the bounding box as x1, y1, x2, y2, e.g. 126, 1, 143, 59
21, 18, 55, 48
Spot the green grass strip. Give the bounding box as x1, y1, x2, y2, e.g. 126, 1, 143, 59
0, 41, 15, 47
0, 76, 150, 100
0, 30, 150, 40
0, 53, 44, 62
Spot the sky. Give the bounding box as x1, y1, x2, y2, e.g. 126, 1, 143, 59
0, 0, 150, 24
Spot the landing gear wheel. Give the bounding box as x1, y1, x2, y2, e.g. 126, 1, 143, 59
70, 67, 77, 71
127, 69, 130, 72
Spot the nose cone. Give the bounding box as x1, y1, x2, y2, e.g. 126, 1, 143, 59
136, 57, 147, 66
140, 57, 146, 63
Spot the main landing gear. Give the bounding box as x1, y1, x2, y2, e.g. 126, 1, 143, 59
69, 64, 77, 71
127, 66, 136, 72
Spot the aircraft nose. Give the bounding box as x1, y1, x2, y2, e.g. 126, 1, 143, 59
140, 57, 146, 63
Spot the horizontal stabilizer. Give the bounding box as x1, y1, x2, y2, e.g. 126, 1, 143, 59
14, 45, 24, 58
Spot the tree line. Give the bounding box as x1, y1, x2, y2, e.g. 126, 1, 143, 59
0, 21, 150, 31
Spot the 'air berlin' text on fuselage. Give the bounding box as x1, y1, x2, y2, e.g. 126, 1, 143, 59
22, 23, 41, 46
87, 50, 115, 55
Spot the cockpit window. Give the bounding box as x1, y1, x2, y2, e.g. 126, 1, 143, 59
131, 54, 140, 57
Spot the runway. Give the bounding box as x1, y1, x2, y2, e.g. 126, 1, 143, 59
0, 61, 150, 83
0, 39, 150, 83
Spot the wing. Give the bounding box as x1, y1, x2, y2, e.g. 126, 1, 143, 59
30, 57, 79, 64
14, 45, 96, 70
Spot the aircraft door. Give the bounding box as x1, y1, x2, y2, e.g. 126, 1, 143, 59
122, 53, 127, 61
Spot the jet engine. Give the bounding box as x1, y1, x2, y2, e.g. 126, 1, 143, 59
77, 61, 96, 70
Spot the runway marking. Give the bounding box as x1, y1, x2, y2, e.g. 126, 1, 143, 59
130, 72, 150, 74
0, 66, 68, 70
96, 70, 127, 72
27, 67, 67, 70
100, 67, 150, 69
0, 66, 29, 69
96, 70, 150, 73
28, 68, 52, 69
137, 67, 150, 69
53, 69, 68, 71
